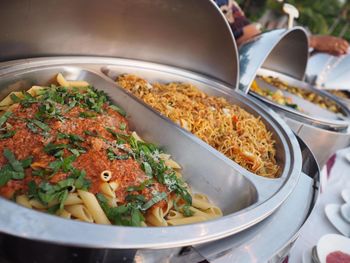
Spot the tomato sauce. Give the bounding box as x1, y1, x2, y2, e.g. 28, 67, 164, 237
0, 99, 168, 207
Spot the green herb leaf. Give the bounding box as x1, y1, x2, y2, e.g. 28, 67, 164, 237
0, 169, 14, 186
119, 122, 127, 131
0, 112, 12, 127
3, 148, 24, 173
141, 162, 153, 177
44, 143, 68, 156
109, 105, 126, 117
183, 204, 194, 217
0, 130, 16, 140
79, 111, 97, 118
127, 179, 154, 192
141, 192, 167, 210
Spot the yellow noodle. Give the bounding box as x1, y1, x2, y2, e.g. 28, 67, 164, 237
117, 74, 279, 178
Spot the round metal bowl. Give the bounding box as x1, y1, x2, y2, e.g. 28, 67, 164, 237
0, 56, 302, 249
253, 69, 350, 132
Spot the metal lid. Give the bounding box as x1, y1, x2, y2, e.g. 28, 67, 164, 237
238, 27, 309, 93
0, 0, 238, 88
306, 52, 350, 91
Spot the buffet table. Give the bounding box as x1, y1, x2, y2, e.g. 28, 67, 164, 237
289, 148, 350, 263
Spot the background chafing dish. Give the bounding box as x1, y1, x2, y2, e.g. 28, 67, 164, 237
306, 52, 350, 109
0, 0, 318, 262
239, 28, 350, 168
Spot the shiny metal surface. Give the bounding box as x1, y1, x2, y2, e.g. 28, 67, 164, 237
238, 27, 309, 93
254, 69, 350, 131
251, 70, 350, 167
0, 57, 302, 249
306, 53, 350, 109
0, 0, 238, 87
177, 136, 319, 263
306, 53, 350, 91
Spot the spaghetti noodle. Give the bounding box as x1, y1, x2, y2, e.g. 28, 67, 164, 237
117, 74, 279, 178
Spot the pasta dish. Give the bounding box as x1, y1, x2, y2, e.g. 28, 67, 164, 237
251, 80, 302, 111
116, 75, 279, 178
258, 76, 342, 114
0, 73, 222, 226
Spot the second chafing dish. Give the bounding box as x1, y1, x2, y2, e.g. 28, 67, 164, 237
0, 56, 302, 249
238, 28, 350, 168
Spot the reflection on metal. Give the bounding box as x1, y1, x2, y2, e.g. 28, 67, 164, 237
0, 0, 238, 87
306, 52, 350, 91
238, 27, 309, 93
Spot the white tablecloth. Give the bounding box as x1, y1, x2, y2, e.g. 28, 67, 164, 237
288, 147, 350, 263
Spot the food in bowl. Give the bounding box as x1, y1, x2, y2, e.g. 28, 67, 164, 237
0, 73, 222, 226
116, 74, 280, 178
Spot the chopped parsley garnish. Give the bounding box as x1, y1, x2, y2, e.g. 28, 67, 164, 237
106, 148, 130, 161
141, 192, 167, 210
183, 204, 194, 217
0, 112, 16, 140
119, 122, 127, 131
0, 112, 12, 127
0, 149, 32, 186
97, 193, 145, 226
109, 105, 126, 117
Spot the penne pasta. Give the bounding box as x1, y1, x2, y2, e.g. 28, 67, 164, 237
204, 206, 223, 218
146, 207, 167, 226
99, 182, 115, 198
100, 170, 112, 182
166, 210, 184, 220
167, 216, 208, 226
27, 85, 45, 97
109, 181, 119, 191
78, 190, 111, 225
16, 195, 32, 209
65, 204, 94, 223
193, 193, 209, 202
192, 197, 214, 211
0, 74, 223, 228
164, 159, 181, 169
0, 91, 23, 108
29, 199, 47, 209
56, 73, 70, 87
57, 209, 72, 219
67, 80, 90, 88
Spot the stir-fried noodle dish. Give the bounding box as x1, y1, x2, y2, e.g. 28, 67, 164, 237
0, 73, 222, 226
117, 74, 280, 178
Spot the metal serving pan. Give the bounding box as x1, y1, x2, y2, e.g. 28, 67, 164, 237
254, 69, 350, 132
0, 136, 319, 263
306, 52, 350, 109
238, 28, 350, 168
0, 57, 302, 250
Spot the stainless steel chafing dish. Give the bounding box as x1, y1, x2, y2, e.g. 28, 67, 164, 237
306, 52, 350, 109
0, 1, 318, 262
239, 28, 350, 168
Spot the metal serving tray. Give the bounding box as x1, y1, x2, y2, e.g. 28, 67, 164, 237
0, 136, 318, 263
0, 57, 302, 249
250, 69, 350, 167
253, 69, 350, 132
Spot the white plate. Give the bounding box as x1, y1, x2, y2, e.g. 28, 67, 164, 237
342, 189, 350, 203
341, 203, 350, 223
317, 234, 350, 263
325, 204, 350, 237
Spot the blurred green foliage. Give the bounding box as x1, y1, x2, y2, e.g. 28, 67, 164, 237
235, 0, 350, 41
